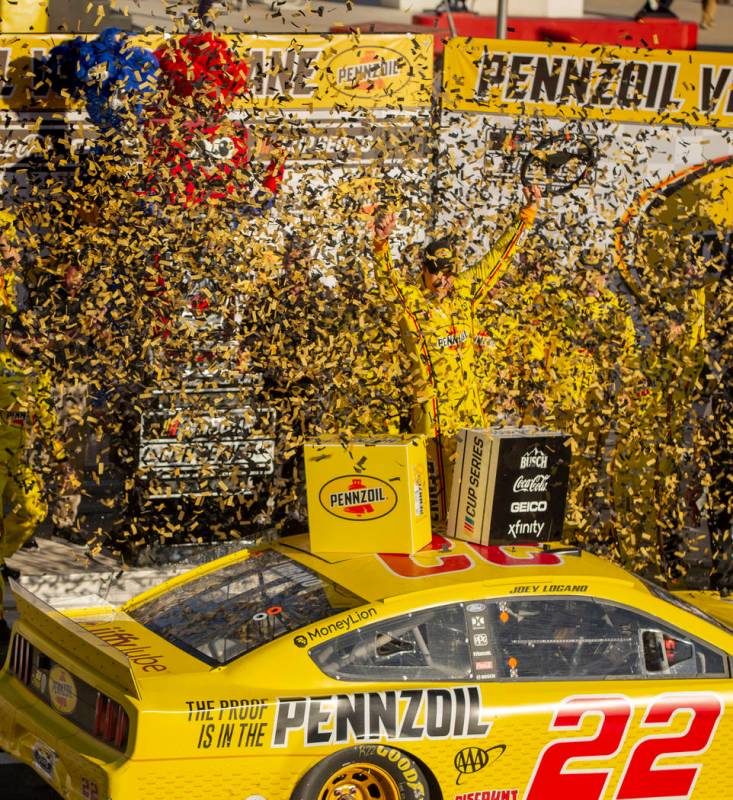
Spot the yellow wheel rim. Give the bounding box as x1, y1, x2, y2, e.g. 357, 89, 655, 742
320, 761, 401, 800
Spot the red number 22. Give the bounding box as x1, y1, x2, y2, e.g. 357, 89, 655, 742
525, 693, 722, 800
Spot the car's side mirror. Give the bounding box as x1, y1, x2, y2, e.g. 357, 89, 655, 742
641, 629, 668, 673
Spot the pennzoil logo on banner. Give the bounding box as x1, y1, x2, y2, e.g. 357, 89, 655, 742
326, 47, 409, 99
319, 475, 398, 521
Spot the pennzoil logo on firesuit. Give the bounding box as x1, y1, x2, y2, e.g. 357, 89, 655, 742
319, 475, 398, 521
438, 329, 469, 349
273, 686, 491, 747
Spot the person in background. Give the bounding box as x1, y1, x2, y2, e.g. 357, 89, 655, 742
635, 0, 719, 29
0, 210, 19, 321
0, 315, 71, 651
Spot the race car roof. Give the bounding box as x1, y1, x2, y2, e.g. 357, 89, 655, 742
278, 534, 641, 604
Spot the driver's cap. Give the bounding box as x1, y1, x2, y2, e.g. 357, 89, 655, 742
423, 237, 457, 274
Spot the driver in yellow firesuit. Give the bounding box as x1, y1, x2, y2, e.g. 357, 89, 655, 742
0, 210, 18, 319
372, 186, 541, 519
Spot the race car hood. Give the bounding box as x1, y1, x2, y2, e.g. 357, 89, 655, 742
674, 590, 733, 632
11, 581, 209, 689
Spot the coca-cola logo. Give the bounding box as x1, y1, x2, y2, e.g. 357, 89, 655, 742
512, 474, 549, 493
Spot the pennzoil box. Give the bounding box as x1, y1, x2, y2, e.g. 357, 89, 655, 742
447, 427, 570, 545
304, 435, 431, 554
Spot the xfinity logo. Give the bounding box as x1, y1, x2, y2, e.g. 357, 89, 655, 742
520, 446, 548, 470
512, 475, 549, 493
508, 520, 545, 538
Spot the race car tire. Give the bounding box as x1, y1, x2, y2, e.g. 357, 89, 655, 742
291, 744, 429, 800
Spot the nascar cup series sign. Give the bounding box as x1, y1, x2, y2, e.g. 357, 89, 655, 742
448, 428, 570, 545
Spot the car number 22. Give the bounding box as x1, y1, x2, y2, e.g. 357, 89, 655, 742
525, 693, 723, 800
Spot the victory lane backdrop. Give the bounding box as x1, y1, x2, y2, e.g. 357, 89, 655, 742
0, 30, 730, 582
437, 38, 733, 578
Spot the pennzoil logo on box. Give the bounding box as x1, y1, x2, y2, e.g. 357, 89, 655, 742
319, 474, 398, 521
326, 46, 409, 99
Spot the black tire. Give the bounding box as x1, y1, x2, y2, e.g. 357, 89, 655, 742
291, 744, 429, 800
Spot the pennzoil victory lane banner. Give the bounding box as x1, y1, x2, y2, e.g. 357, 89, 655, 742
437, 39, 733, 273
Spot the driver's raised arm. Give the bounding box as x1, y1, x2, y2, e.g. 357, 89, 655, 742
372, 211, 422, 309
460, 185, 542, 306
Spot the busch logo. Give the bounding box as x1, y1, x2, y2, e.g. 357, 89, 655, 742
520, 446, 548, 470
512, 474, 550, 493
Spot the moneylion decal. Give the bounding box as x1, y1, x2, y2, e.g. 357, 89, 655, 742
319, 474, 398, 521
326, 46, 410, 100
293, 607, 378, 647
273, 686, 491, 747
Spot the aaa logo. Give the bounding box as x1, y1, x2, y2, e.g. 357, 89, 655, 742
454, 744, 506, 785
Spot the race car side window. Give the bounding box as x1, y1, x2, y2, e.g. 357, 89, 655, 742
486, 596, 727, 681
311, 603, 471, 682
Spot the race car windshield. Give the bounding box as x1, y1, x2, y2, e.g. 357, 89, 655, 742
127, 549, 365, 665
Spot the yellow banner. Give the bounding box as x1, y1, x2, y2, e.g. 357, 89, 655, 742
442, 38, 733, 129
0, 33, 433, 111
0, 0, 48, 33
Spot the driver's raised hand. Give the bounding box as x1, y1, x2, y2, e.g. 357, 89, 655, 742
523, 184, 542, 207
373, 211, 398, 242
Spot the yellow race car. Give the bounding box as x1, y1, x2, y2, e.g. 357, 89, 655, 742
1, 534, 733, 800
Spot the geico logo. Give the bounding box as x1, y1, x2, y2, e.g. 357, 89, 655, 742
272, 686, 491, 747
510, 500, 548, 513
